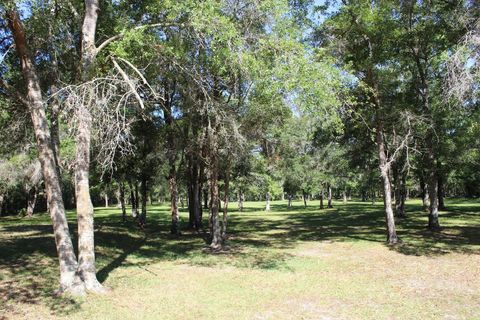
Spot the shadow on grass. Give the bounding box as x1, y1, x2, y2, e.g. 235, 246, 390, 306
0, 199, 479, 314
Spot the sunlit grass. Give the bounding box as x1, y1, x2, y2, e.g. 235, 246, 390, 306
1, 199, 479, 319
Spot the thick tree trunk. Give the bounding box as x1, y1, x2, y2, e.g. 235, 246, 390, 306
71, 0, 104, 292
376, 124, 398, 245
26, 186, 37, 217
327, 184, 333, 208
266, 192, 271, 211
74, 105, 102, 291
7, 10, 81, 294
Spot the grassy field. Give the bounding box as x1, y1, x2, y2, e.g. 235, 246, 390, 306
1, 199, 479, 319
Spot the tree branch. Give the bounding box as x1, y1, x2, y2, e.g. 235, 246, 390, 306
96, 22, 186, 55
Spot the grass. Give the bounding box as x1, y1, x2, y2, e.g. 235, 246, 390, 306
0, 199, 479, 319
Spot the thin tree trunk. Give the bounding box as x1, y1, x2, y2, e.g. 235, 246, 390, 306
376, 124, 398, 245
203, 187, 209, 210
139, 176, 147, 228
438, 174, 446, 211
208, 124, 222, 250
0, 194, 3, 216
288, 194, 292, 208
119, 182, 126, 222
342, 188, 347, 204
129, 181, 138, 217
327, 184, 333, 208
7, 9, 81, 294
320, 190, 324, 209
104, 193, 108, 208
266, 191, 271, 211
238, 191, 244, 212
302, 190, 307, 208
26, 186, 37, 217
222, 160, 230, 241
168, 169, 179, 235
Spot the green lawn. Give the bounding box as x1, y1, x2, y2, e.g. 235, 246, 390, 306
1, 199, 479, 319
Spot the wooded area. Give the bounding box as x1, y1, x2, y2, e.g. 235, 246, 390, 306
0, 0, 479, 318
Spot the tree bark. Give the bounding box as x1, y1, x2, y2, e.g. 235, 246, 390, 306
376, 123, 399, 245
70, 0, 104, 292
302, 190, 307, 208
7, 9, 81, 294
342, 188, 347, 204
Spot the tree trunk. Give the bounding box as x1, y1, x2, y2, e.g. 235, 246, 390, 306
266, 191, 271, 211
26, 186, 37, 217
168, 169, 180, 235
208, 124, 222, 250
302, 190, 307, 208
327, 184, 333, 208
203, 187, 209, 210
71, 0, 104, 292
139, 177, 147, 228
420, 176, 430, 210
342, 188, 347, 204
74, 104, 102, 291
7, 9, 82, 294
0, 194, 3, 216
238, 191, 244, 212
376, 124, 398, 245
104, 193, 108, 208
320, 190, 324, 209
438, 174, 446, 211
222, 161, 230, 241
119, 182, 126, 222
288, 195, 292, 208
129, 182, 138, 217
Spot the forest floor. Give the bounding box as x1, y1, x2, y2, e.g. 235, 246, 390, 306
0, 199, 479, 319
